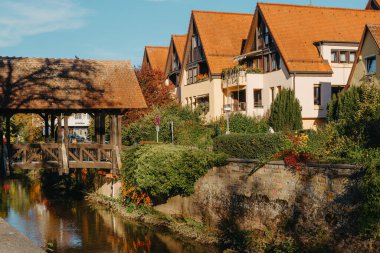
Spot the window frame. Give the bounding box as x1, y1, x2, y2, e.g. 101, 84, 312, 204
314, 84, 322, 106
365, 55, 377, 74
254, 89, 263, 108
331, 50, 357, 64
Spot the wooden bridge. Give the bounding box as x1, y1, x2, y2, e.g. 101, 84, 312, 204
0, 57, 147, 177
10, 143, 122, 175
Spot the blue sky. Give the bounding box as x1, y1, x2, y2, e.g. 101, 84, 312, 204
0, 0, 366, 66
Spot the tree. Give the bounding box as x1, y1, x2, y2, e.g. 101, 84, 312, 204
268, 88, 303, 132
327, 80, 380, 147
124, 66, 174, 124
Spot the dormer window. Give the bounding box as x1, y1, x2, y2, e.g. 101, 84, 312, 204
339, 51, 347, 63
331, 50, 356, 63
366, 56, 376, 74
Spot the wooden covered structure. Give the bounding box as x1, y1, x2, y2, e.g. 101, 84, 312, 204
0, 57, 146, 176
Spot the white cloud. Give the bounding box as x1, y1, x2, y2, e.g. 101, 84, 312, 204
0, 0, 89, 47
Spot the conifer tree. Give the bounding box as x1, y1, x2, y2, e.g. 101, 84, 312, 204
268, 88, 303, 131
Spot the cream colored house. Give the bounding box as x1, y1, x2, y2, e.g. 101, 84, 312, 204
348, 24, 380, 88
222, 3, 380, 129
179, 10, 253, 120
164, 34, 187, 100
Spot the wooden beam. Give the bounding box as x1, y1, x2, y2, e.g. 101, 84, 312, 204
95, 113, 100, 144
110, 115, 117, 145
44, 113, 49, 143
117, 115, 122, 148
64, 115, 69, 148
57, 114, 62, 143
50, 114, 55, 142
100, 111, 106, 144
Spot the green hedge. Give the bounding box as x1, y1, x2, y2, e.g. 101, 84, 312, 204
121, 144, 227, 204
213, 133, 288, 160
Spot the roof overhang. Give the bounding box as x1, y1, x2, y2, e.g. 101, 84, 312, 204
313, 41, 360, 47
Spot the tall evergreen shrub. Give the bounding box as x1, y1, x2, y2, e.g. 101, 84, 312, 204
327, 83, 380, 147
268, 88, 302, 131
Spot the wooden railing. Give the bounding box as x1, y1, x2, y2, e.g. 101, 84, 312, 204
9, 143, 121, 174
11, 143, 61, 169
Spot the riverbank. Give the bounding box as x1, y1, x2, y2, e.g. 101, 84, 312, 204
0, 218, 45, 253
86, 193, 219, 246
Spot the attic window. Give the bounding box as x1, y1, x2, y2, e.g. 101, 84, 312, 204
366, 56, 376, 74
331, 50, 357, 64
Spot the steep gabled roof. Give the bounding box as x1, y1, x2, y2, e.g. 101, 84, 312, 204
0, 57, 147, 111
244, 3, 380, 73
143, 46, 169, 73
366, 0, 380, 10
347, 24, 380, 88
190, 10, 253, 75
172, 35, 187, 65
367, 24, 380, 47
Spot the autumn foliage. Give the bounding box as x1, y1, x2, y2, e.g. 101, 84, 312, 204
124, 66, 174, 124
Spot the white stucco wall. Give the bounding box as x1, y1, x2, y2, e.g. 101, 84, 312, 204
244, 45, 357, 128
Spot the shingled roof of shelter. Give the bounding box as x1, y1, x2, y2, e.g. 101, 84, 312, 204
244, 3, 380, 73
191, 10, 253, 74
0, 57, 147, 111
143, 46, 169, 73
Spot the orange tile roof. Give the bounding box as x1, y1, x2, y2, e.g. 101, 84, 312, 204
172, 35, 187, 65
143, 46, 169, 73
251, 3, 380, 73
192, 10, 253, 74
367, 24, 380, 47
0, 57, 147, 111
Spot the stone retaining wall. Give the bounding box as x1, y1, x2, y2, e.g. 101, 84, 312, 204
155, 160, 369, 251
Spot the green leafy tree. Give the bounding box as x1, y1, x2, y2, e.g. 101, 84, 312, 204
268, 88, 302, 131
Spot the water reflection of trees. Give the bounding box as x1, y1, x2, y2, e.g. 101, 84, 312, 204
0, 180, 216, 253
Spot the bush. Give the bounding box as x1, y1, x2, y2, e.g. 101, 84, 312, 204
228, 113, 269, 134
213, 133, 288, 160
123, 104, 213, 148
357, 157, 380, 239
121, 144, 227, 204
327, 84, 380, 148
268, 88, 303, 132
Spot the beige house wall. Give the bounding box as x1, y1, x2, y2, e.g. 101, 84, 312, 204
350, 31, 380, 87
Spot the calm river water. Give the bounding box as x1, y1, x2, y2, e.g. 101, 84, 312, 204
0, 179, 218, 253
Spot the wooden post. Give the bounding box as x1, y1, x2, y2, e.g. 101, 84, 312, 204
64, 115, 69, 148
110, 115, 117, 145
57, 114, 62, 143
50, 114, 55, 142
95, 113, 101, 144
0, 115, 4, 178
5, 115, 11, 176
44, 113, 49, 143
100, 111, 106, 144
117, 115, 122, 149
63, 115, 69, 174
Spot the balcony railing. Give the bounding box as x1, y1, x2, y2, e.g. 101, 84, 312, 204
222, 71, 247, 89
225, 102, 246, 112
